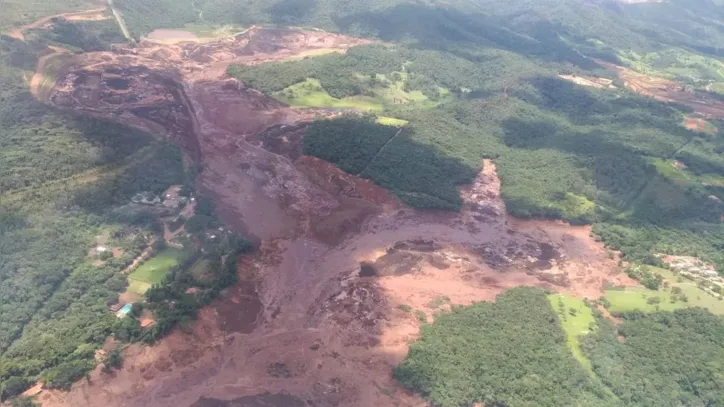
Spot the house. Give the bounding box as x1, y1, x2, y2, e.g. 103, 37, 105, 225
703, 269, 719, 278
108, 303, 124, 313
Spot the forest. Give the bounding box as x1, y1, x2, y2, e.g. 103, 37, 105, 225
0, 28, 252, 400
394, 288, 616, 407
581, 308, 724, 406
396, 289, 724, 407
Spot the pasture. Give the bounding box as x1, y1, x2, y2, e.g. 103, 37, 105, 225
604, 267, 724, 315
548, 294, 595, 371
127, 247, 186, 293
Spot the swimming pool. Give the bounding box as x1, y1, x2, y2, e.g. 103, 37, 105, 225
117, 303, 133, 317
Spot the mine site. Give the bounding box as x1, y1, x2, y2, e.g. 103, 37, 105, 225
19, 27, 649, 407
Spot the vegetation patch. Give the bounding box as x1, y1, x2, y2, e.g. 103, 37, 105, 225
582, 308, 724, 406
603, 266, 724, 315
129, 247, 187, 285
274, 78, 384, 111
548, 294, 596, 372
394, 288, 614, 407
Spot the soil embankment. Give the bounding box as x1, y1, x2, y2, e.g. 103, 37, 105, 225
37, 29, 635, 407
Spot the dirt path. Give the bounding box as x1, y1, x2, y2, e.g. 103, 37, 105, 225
623, 135, 695, 214
106, 0, 133, 41
121, 241, 155, 275
357, 126, 404, 176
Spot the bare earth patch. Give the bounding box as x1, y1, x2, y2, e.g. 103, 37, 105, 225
599, 61, 724, 119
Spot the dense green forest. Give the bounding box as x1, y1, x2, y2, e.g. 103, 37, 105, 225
394, 288, 616, 407
581, 308, 724, 406
396, 289, 724, 407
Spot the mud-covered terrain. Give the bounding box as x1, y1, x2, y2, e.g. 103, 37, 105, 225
38, 29, 636, 407
599, 61, 724, 119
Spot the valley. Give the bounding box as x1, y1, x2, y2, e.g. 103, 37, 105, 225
4, 0, 724, 406
31, 26, 637, 407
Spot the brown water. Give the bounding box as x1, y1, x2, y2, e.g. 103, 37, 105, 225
147, 29, 198, 42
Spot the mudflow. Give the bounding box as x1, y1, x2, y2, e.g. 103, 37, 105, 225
38, 28, 636, 407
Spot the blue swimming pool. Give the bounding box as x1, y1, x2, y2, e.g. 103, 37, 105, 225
119, 304, 132, 314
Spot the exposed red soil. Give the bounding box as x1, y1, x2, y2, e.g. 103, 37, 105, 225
36, 30, 637, 407
684, 116, 717, 134
599, 61, 724, 119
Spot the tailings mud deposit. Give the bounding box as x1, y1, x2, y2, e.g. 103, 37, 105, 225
38, 29, 636, 407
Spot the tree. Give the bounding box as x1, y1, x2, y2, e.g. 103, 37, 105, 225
1, 377, 29, 401
101, 349, 123, 373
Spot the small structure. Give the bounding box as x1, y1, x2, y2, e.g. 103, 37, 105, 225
703, 269, 719, 278
131, 192, 161, 205
108, 303, 124, 313
115, 303, 133, 318
140, 318, 155, 328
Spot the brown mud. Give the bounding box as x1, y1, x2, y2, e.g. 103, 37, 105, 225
599, 61, 724, 119
35, 28, 637, 407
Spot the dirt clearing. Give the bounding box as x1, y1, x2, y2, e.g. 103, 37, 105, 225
600, 61, 724, 119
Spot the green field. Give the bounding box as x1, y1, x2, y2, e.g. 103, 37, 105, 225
548, 294, 595, 371
604, 267, 724, 315
127, 278, 152, 296
376, 116, 408, 126
619, 48, 724, 90
274, 78, 385, 111
128, 248, 186, 293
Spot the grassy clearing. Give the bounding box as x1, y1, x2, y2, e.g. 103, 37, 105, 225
274, 78, 385, 111
548, 294, 595, 372
129, 247, 185, 285
651, 157, 724, 188
376, 116, 408, 126
619, 48, 724, 88
604, 267, 724, 315
127, 279, 152, 295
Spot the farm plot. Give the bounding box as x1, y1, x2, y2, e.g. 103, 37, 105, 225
127, 247, 187, 294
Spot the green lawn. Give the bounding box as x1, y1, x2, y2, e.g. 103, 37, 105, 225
604, 267, 724, 315
376, 116, 408, 127
127, 278, 152, 295
128, 247, 185, 286
548, 294, 595, 372
272, 73, 448, 112
274, 78, 385, 111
